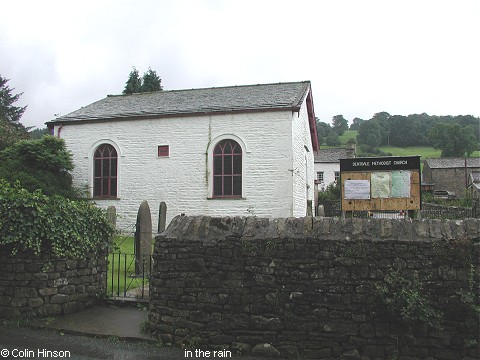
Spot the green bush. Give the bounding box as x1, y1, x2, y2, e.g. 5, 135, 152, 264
373, 267, 443, 330
0, 135, 82, 199
0, 180, 114, 258
318, 182, 341, 202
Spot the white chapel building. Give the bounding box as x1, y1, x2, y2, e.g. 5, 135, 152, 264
47, 81, 319, 231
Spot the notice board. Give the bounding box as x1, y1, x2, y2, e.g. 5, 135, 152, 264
340, 156, 421, 211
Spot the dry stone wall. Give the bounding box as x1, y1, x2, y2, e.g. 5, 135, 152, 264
149, 216, 480, 360
0, 248, 106, 319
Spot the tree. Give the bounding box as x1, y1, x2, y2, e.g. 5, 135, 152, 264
123, 67, 163, 94
0, 136, 81, 198
326, 131, 341, 146
389, 115, 418, 147
370, 112, 391, 145
29, 127, 49, 139
316, 118, 333, 145
332, 114, 348, 136
0, 75, 29, 150
350, 117, 365, 130
141, 67, 163, 92
428, 123, 477, 157
0, 120, 28, 150
356, 120, 382, 148
371, 111, 391, 123
123, 67, 142, 94
0, 75, 27, 124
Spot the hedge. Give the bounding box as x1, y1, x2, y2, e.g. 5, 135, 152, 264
0, 180, 114, 258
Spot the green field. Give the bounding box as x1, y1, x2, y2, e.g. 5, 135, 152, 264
338, 130, 358, 144
378, 146, 441, 159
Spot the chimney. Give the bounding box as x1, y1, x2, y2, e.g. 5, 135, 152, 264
346, 142, 356, 158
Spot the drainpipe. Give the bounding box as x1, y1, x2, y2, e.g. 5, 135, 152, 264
57, 124, 64, 138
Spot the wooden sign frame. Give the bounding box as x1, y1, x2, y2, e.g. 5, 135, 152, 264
340, 156, 421, 212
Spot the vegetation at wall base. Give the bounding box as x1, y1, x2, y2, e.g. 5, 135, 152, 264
372, 267, 443, 331
0, 180, 114, 258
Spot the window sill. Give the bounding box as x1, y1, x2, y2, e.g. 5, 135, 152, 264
207, 197, 246, 200
92, 197, 120, 201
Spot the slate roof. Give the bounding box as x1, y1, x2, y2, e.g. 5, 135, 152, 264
424, 158, 480, 169
314, 148, 349, 163
48, 81, 311, 124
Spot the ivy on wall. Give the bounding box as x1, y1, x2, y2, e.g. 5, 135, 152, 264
0, 180, 114, 258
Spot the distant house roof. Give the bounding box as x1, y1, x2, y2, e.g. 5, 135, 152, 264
314, 148, 349, 163
47, 81, 312, 124
424, 158, 480, 169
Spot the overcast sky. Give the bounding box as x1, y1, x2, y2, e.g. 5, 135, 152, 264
1, 0, 479, 129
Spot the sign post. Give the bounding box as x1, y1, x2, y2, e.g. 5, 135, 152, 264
340, 156, 421, 218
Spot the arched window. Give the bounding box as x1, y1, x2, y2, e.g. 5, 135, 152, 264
213, 139, 242, 197
93, 144, 118, 198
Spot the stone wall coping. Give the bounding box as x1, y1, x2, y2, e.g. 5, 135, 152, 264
156, 215, 480, 244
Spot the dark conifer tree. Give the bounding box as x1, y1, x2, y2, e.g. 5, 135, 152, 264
122, 67, 142, 94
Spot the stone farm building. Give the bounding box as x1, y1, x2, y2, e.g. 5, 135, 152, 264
47, 81, 319, 231
422, 157, 480, 198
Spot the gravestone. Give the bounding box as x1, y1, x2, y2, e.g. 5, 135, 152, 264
317, 205, 325, 217
158, 202, 167, 233
106, 206, 116, 228
134, 201, 152, 275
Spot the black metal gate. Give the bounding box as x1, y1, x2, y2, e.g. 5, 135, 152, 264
106, 253, 152, 300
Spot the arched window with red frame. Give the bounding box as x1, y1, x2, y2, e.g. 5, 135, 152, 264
213, 139, 242, 198
93, 144, 118, 198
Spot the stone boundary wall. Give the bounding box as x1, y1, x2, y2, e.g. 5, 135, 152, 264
0, 248, 106, 319
149, 216, 480, 360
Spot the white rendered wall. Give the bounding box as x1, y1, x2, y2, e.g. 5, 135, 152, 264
291, 100, 315, 216
314, 162, 340, 190
56, 110, 297, 232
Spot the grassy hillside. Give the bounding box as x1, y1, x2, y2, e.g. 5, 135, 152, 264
338, 130, 357, 144
378, 146, 441, 159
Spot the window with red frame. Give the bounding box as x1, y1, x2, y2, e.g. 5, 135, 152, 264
213, 139, 242, 197
93, 144, 118, 198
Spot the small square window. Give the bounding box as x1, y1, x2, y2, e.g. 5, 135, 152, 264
158, 145, 169, 157
334, 171, 340, 182
317, 171, 324, 182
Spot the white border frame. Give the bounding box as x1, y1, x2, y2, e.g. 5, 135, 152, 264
207, 134, 249, 199
87, 139, 122, 199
